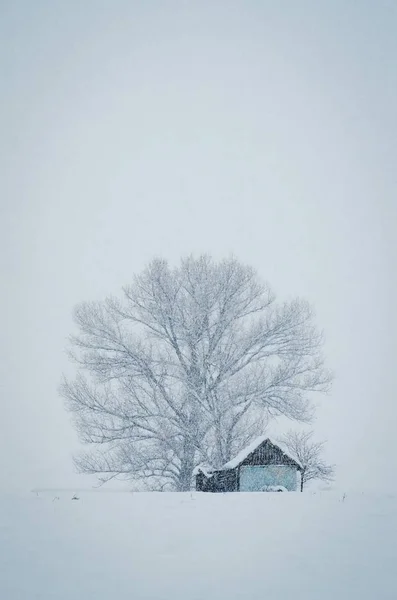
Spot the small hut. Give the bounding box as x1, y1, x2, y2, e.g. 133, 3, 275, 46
195, 437, 301, 492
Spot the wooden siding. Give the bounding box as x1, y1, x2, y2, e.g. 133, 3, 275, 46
239, 439, 300, 469
196, 469, 238, 493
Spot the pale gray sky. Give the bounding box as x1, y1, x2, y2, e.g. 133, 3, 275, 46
1, 0, 396, 492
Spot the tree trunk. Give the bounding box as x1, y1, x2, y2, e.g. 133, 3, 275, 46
300, 472, 304, 492
215, 427, 225, 468
177, 439, 196, 491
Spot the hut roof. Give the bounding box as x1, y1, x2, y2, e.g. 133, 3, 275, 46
221, 435, 268, 469
193, 464, 215, 478
221, 437, 302, 470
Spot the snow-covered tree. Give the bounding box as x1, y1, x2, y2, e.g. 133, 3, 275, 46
278, 430, 335, 491
61, 255, 331, 490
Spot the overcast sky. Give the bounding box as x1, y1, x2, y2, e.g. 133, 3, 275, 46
1, 0, 396, 493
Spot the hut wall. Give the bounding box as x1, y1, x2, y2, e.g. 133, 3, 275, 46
239, 465, 298, 491
211, 469, 238, 492
195, 473, 215, 492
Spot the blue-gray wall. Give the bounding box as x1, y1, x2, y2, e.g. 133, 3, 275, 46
240, 465, 298, 491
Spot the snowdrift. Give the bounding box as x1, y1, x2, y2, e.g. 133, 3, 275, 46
1, 490, 396, 599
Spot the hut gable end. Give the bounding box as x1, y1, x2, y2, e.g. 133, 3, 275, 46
224, 438, 301, 470
239, 439, 297, 467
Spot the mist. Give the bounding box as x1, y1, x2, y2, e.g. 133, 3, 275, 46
1, 1, 396, 494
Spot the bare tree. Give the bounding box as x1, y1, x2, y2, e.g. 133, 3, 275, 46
61, 255, 332, 491
278, 430, 335, 491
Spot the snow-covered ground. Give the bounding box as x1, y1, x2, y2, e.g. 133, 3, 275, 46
1, 490, 396, 599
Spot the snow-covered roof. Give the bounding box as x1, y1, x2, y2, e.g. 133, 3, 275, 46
221, 435, 268, 470
220, 436, 301, 470
193, 465, 215, 478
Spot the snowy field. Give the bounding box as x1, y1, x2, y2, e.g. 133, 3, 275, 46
1, 490, 396, 599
